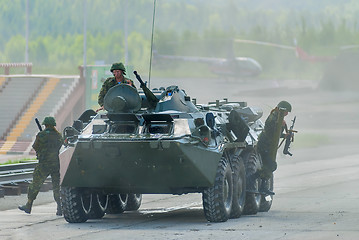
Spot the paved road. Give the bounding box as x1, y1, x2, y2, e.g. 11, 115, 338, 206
1, 146, 358, 239
1, 77, 358, 239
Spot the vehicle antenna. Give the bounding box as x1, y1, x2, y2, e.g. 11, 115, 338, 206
148, 0, 157, 88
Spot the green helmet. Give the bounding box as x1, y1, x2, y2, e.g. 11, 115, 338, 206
42, 116, 56, 126
277, 101, 292, 112
110, 62, 126, 73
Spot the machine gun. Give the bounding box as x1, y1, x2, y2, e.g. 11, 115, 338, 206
133, 71, 159, 108
35, 118, 43, 131
283, 116, 297, 156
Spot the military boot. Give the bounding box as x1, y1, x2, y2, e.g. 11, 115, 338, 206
259, 179, 275, 196
56, 202, 62, 216
18, 200, 33, 214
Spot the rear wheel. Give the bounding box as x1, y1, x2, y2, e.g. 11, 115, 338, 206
202, 157, 233, 222
125, 194, 142, 211
88, 193, 108, 219
243, 151, 261, 215
230, 155, 246, 218
106, 194, 128, 214
61, 187, 92, 223
259, 175, 274, 212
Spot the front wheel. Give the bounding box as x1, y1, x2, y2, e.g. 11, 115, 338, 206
61, 187, 92, 223
202, 157, 233, 222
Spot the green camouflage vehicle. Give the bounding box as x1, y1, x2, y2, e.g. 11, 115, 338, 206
60, 71, 273, 223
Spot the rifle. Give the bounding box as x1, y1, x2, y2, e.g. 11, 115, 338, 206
35, 118, 43, 131
133, 71, 159, 108
283, 116, 297, 156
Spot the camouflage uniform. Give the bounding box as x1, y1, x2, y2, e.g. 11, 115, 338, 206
19, 117, 63, 215
29, 127, 63, 203
257, 108, 286, 179
98, 76, 135, 107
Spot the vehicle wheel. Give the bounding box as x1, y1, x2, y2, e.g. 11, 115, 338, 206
202, 157, 233, 222
125, 194, 142, 211
106, 194, 128, 214
61, 187, 92, 223
243, 151, 261, 215
88, 193, 108, 219
259, 175, 274, 212
230, 155, 246, 219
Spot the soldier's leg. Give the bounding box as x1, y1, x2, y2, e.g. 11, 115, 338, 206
258, 153, 276, 195
27, 165, 49, 201
50, 170, 60, 203
50, 169, 62, 215
19, 165, 49, 214
258, 150, 274, 179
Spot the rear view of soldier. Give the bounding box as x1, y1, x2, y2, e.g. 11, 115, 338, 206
18, 116, 63, 215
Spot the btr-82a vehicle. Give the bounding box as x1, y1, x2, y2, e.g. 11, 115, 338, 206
59, 71, 273, 223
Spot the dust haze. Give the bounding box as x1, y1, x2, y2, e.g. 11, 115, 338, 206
1, 0, 359, 238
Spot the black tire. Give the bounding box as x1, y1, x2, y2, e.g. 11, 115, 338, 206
202, 157, 233, 222
243, 151, 261, 215
125, 194, 142, 211
230, 155, 246, 219
259, 175, 274, 212
106, 194, 128, 214
88, 193, 108, 219
61, 187, 92, 223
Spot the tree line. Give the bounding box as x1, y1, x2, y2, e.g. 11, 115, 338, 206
1, 0, 358, 78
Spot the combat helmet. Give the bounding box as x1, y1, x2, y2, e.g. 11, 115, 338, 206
277, 101, 292, 112
110, 62, 126, 73
42, 116, 56, 126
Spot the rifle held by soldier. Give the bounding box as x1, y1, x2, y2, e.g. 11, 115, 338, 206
283, 116, 297, 156
35, 118, 43, 131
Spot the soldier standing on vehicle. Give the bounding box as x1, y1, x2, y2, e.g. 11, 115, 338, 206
18, 117, 63, 216
96, 62, 136, 112
257, 101, 292, 180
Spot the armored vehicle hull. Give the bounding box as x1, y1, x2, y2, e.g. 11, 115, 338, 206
61, 137, 224, 193
60, 74, 272, 223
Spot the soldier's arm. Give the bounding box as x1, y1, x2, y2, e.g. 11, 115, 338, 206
98, 84, 107, 107
57, 133, 64, 151
124, 78, 136, 88
32, 133, 41, 152
280, 120, 288, 138
129, 79, 136, 88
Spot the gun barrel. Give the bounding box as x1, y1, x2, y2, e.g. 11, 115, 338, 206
133, 71, 159, 108
35, 118, 43, 131
133, 71, 145, 86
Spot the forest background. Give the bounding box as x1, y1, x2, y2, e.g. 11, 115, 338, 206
1, 0, 359, 80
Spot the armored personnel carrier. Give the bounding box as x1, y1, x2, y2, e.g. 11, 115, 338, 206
59, 71, 273, 223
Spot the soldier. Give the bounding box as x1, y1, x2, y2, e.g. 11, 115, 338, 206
96, 62, 136, 112
18, 116, 63, 215
257, 101, 292, 180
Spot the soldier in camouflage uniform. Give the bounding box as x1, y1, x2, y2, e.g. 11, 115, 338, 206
18, 117, 63, 215
257, 101, 292, 180
96, 62, 136, 112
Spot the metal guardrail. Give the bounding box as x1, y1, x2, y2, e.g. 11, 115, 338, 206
0, 62, 33, 75
0, 162, 38, 185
